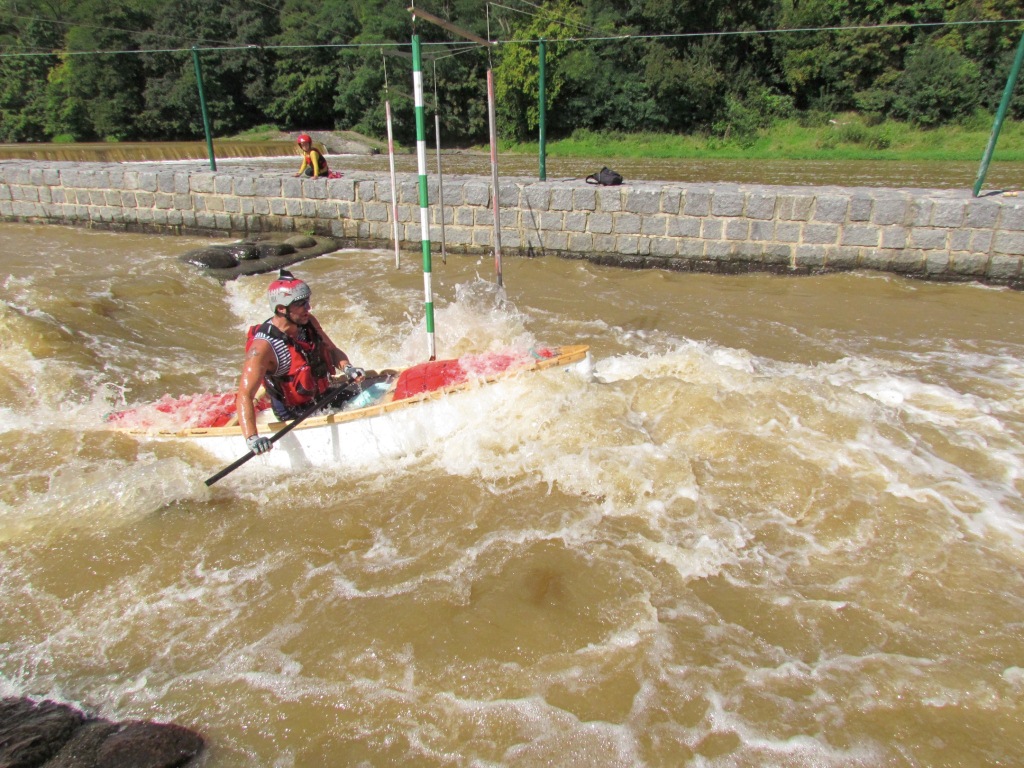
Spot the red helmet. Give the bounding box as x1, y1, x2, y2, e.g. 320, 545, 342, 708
268, 269, 311, 312
296, 133, 312, 145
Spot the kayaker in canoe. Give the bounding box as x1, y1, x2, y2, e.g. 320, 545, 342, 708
237, 269, 364, 455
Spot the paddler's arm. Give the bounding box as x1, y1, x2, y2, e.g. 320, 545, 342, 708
308, 315, 356, 372
311, 150, 323, 177
294, 153, 309, 177
237, 340, 274, 453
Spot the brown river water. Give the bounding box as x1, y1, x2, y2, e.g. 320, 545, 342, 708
1, 221, 1024, 766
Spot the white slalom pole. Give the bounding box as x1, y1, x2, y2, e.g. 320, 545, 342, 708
433, 62, 447, 265
486, 67, 503, 288
386, 99, 401, 269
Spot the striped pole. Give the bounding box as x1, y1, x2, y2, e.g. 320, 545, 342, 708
412, 34, 436, 360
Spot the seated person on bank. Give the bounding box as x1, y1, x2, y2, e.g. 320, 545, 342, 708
294, 133, 330, 177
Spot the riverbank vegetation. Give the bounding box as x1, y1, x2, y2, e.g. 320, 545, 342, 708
1, 0, 1021, 153
514, 114, 1024, 163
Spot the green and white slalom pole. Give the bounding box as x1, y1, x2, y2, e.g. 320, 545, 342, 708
412, 34, 436, 360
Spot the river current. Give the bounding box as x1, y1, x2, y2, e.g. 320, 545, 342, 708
1, 221, 1023, 766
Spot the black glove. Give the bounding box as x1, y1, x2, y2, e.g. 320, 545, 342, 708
343, 365, 365, 380
246, 435, 272, 455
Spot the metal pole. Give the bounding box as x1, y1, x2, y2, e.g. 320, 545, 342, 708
973, 32, 1024, 197
385, 99, 401, 269
412, 34, 436, 361
538, 38, 547, 181
434, 61, 447, 265
487, 68, 503, 288
191, 47, 216, 172
435, 112, 448, 265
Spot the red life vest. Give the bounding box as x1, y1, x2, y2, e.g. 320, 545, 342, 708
246, 320, 333, 417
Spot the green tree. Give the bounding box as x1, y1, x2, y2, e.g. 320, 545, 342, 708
494, 0, 590, 141
892, 40, 982, 126
54, 0, 150, 140
0, 5, 66, 141
270, 0, 360, 130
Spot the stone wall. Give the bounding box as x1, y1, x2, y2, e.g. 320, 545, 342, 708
2, 160, 1023, 287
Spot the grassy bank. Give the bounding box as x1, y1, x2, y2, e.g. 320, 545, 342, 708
502, 114, 1024, 163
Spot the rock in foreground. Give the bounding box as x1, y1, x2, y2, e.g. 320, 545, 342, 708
0, 697, 204, 768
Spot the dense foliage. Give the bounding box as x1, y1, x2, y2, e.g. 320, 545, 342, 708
0, 0, 1020, 145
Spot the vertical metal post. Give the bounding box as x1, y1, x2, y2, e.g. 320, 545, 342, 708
487, 68, 503, 288
191, 47, 216, 171
538, 38, 547, 181
412, 34, 436, 361
385, 99, 401, 269
435, 112, 448, 265
973, 32, 1024, 197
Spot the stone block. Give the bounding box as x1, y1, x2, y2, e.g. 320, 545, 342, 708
550, 187, 573, 211
794, 245, 826, 267
682, 190, 711, 216
641, 216, 667, 236
803, 223, 838, 244
304, 179, 327, 199
970, 230, 993, 253
614, 213, 641, 235
907, 198, 933, 226
539, 211, 564, 231
667, 216, 701, 238
813, 195, 849, 223
650, 237, 677, 256
524, 185, 550, 211
987, 255, 1022, 279
625, 189, 661, 215
876, 226, 905, 249
588, 213, 613, 234
745, 192, 777, 220
994, 231, 1024, 255
871, 198, 907, 226
615, 234, 639, 254
597, 187, 623, 212
777, 194, 813, 221
701, 218, 723, 239
931, 201, 965, 228
573, 187, 597, 211
950, 252, 989, 275
725, 219, 749, 240
910, 228, 948, 250
749, 220, 774, 241
710, 191, 744, 216
564, 212, 588, 232
890, 250, 926, 274
848, 196, 873, 221
190, 174, 215, 193
841, 225, 879, 247
660, 188, 681, 214
1000, 202, 1024, 231
465, 182, 490, 206
964, 200, 999, 228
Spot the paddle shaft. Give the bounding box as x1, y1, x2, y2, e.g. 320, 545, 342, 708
204, 387, 341, 486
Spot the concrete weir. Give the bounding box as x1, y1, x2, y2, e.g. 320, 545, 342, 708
2, 159, 1023, 288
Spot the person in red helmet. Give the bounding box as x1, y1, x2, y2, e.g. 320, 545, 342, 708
294, 133, 330, 177
236, 269, 362, 455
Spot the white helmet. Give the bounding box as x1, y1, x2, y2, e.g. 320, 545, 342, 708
267, 269, 311, 312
